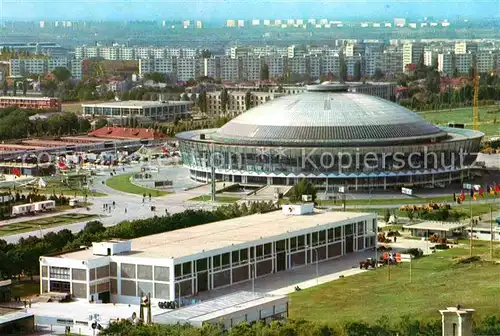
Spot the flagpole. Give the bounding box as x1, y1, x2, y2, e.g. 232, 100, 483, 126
490, 203, 493, 260
469, 190, 473, 258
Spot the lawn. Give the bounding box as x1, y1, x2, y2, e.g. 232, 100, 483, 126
352, 202, 499, 219
289, 244, 500, 324
419, 105, 500, 136
0, 213, 98, 237
10, 280, 40, 299
189, 195, 241, 203
105, 173, 169, 197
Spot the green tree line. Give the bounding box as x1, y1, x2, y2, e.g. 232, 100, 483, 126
0, 107, 91, 141
101, 314, 500, 336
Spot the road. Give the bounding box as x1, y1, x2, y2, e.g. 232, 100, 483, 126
2, 165, 218, 244
3, 162, 499, 244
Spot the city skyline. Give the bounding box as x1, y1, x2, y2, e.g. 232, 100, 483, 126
2, 0, 499, 21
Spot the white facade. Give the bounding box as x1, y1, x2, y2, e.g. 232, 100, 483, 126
438, 53, 454, 75
82, 100, 191, 121
402, 42, 423, 70
40, 211, 377, 305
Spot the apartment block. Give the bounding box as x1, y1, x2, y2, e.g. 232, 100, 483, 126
455, 52, 473, 74
438, 52, 453, 75
220, 56, 239, 82
476, 50, 496, 73
402, 42, 423, 70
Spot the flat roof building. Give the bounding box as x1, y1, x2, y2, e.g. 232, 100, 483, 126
153, 291, 288, 330
403, 221, 468, 238
0, 96, 61, 111
40, 206, 376, 305
82, 100, 192, 122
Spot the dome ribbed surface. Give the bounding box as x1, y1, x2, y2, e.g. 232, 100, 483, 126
212, 91, 446, 146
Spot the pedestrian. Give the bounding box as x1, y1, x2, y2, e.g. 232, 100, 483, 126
125, 208, 127, 214
148, 193, 151, 201
112, 201, 116, 208
142, 198, 145, 204
394, 236, 397, 243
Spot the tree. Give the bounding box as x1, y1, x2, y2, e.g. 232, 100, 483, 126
95, 118, 107, 129
289, 179, 317, 203
373, 68, 384, 81
260, 63, 269, 81
353, 61, 362, 81
244, 90, 252, 110
12, 81, 16, 96
452, 67, 459, 78
201, 49, 211, 58
426, 69, 441, 94
2, 80, 7, 95
197, 90, 207, 113
220, 88, 229, 113
22, 80, 28, 96
144, 72, 165, 83
51, 67, 72, 82
181, 93, 190, 101
384, 209, 391, 223
468, 66, 476, 80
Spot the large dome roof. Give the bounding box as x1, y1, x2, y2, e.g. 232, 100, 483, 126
212, 86, 447, 146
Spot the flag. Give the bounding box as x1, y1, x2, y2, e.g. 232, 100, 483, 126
58, 161, 68, 170
460, 190, 465, 202
489, 185, 495, 195
495, 182, 500, 193
12, 167, 21, 177
478, 187, 485, 197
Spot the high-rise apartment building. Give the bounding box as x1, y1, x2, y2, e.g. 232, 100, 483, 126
402, 42, 423, 70
476, 50, 496, 73
438, 52, 453, 75
455, 52, 473, 74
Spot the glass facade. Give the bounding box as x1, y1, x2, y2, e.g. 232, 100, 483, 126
178, 127, 482, 189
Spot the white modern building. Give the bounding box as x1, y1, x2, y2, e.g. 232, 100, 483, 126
153, 291, 288, 330
81, 100, 192, 121
39, 206, 377, 305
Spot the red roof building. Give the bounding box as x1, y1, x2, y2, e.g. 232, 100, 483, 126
89, 127, 166, 140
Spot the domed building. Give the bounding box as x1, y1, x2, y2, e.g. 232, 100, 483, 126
177, 84, 483, 190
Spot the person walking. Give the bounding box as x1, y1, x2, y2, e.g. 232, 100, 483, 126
125, 208, 127, 214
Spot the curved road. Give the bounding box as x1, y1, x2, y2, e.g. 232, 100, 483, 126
3, 161, 500, 243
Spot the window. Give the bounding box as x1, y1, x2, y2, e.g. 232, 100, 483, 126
264, 243, 272, 256
213, 255, 221, 268
222, 253, 230, 267
312, 232, 319, 246
319, 230, 326, 244
232, 251, 239, 264
50, 267, 70, 280
240, 249, 248, 262
196, 258, 208, 272
335, 227, 341, 241
328, 228, 334, 242
121, 263, 136, 279
154, 266, 169, 282
182, 262, 192, 275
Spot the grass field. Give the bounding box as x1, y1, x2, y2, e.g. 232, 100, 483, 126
419, 105, 500, 136
105, 173, 169, 197
289, 243, 500, 324
353, 202, 499, 218
0, 213, 98, 237
189, 195, 242, 203
318, 193, 499, 206
11, 280, 40, 299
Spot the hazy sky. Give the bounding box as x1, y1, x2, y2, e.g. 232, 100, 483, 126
2, 0, 499, 21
